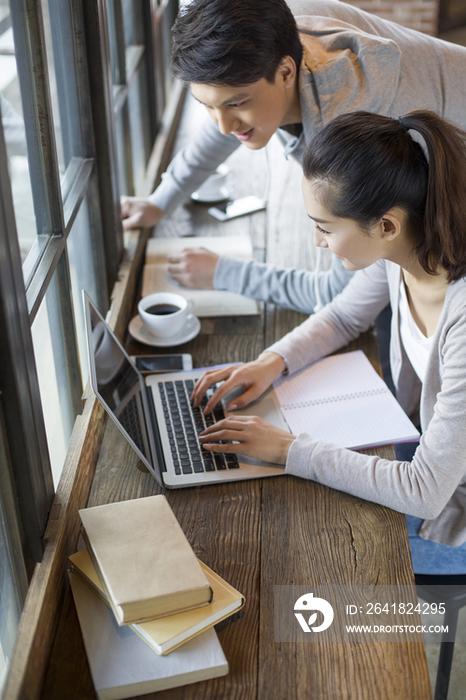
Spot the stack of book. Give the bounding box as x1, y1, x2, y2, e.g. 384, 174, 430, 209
70, 494, 244, 700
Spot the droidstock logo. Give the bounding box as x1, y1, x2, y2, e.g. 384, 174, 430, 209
294, 593, 334, 633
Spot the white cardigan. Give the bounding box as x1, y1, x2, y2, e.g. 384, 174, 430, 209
267, 259, 466, 547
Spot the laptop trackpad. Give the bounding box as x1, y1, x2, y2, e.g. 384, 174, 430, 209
229, 398, 283, 428
223, 389, 288, 468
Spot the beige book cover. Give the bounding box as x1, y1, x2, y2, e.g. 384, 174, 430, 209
70, 548, 245, 655
142, 235, 259, 317
69, 571, 229, 700
79, 495, 213, 625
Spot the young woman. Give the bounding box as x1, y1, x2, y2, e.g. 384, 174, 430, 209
193, 110, 466, 574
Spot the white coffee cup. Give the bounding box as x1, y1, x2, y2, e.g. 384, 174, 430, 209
138, 293, 195, 339
191, 164, 232, 202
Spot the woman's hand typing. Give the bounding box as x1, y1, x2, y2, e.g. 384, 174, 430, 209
199, 415, 296, 465
191, 352, 287, 414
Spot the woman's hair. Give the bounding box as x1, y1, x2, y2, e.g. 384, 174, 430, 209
171, 0, 303, 86
303, 110, 466, 282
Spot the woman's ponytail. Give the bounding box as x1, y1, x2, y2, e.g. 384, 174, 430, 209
397, 111, 466, 281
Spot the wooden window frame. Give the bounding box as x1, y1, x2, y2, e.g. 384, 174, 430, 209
1, 79, 185, 700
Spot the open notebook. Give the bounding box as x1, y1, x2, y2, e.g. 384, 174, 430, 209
273, 350, 420, 450
142, 235, 259, 317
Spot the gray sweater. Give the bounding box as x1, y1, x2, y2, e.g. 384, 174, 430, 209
150, 0, 466, 312
213, 255, 354, 313
267, 260, 466, 548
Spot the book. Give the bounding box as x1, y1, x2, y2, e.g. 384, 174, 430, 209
273, 350, 420, 450
69, 571, 229, 700
142, 235, 259, 317
79, 495, 213, 625
69, 548, 245, 655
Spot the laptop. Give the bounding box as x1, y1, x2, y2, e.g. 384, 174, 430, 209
84, 293, 289, 488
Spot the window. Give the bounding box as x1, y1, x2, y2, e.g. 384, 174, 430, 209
0, 0, 178, 690
0, 405, 28, 690
9, 0, 107, 486
107, 0, 178, 196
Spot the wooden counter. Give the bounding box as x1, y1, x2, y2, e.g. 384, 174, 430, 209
40, 94, 431, 699
41, 325, 431, 699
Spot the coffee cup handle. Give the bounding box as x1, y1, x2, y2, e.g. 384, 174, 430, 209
186, 299, 195, 317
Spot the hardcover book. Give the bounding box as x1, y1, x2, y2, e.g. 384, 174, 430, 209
79, 495, 213, 625
69, 548, 245, 655
70, 571, 228, 700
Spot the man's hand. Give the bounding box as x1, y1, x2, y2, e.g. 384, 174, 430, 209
121, 196, 165, 231
167, 247, 219, 289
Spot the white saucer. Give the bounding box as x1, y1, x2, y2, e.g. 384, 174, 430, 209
128, 314, 201, 347
191, 186, 232, 203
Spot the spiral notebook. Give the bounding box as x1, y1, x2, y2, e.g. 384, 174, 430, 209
273, 350, 420, 450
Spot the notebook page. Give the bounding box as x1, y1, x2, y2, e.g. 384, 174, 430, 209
273, 351, 386, 408
273, 351, 419, 449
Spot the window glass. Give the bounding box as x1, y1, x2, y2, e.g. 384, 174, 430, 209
123, 1, 151, 194
115, 111, 130, 195
67, 196, 100, 388
161, 0, 178, 99
128, 62, 151, 194
108, 0, 166, 196
122, 0, 136, 46
0, 490, 22, 693
40, 0, 85, 171
105, 0, 123, 85
0, 2, 38, 265
31, 269, 76, 487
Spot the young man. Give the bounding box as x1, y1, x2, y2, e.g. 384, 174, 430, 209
121, 0, 466, 314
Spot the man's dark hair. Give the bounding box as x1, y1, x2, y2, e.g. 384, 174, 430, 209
171, 0, 303, 86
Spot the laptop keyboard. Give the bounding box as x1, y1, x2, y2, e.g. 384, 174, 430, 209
158, 379, 240, 476
119, 394, 145, 456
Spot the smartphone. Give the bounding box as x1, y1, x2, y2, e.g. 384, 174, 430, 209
132, 353, 193, 374
208, 195, 266, 221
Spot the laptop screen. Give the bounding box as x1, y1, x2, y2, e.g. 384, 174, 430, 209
83, 293, 162, 484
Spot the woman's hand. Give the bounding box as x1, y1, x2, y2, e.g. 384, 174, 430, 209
167, 247, 219, 289
199, 415, 296, 465
191, 352, 287, 414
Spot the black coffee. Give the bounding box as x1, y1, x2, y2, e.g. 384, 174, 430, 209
145, 303, 180, 315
